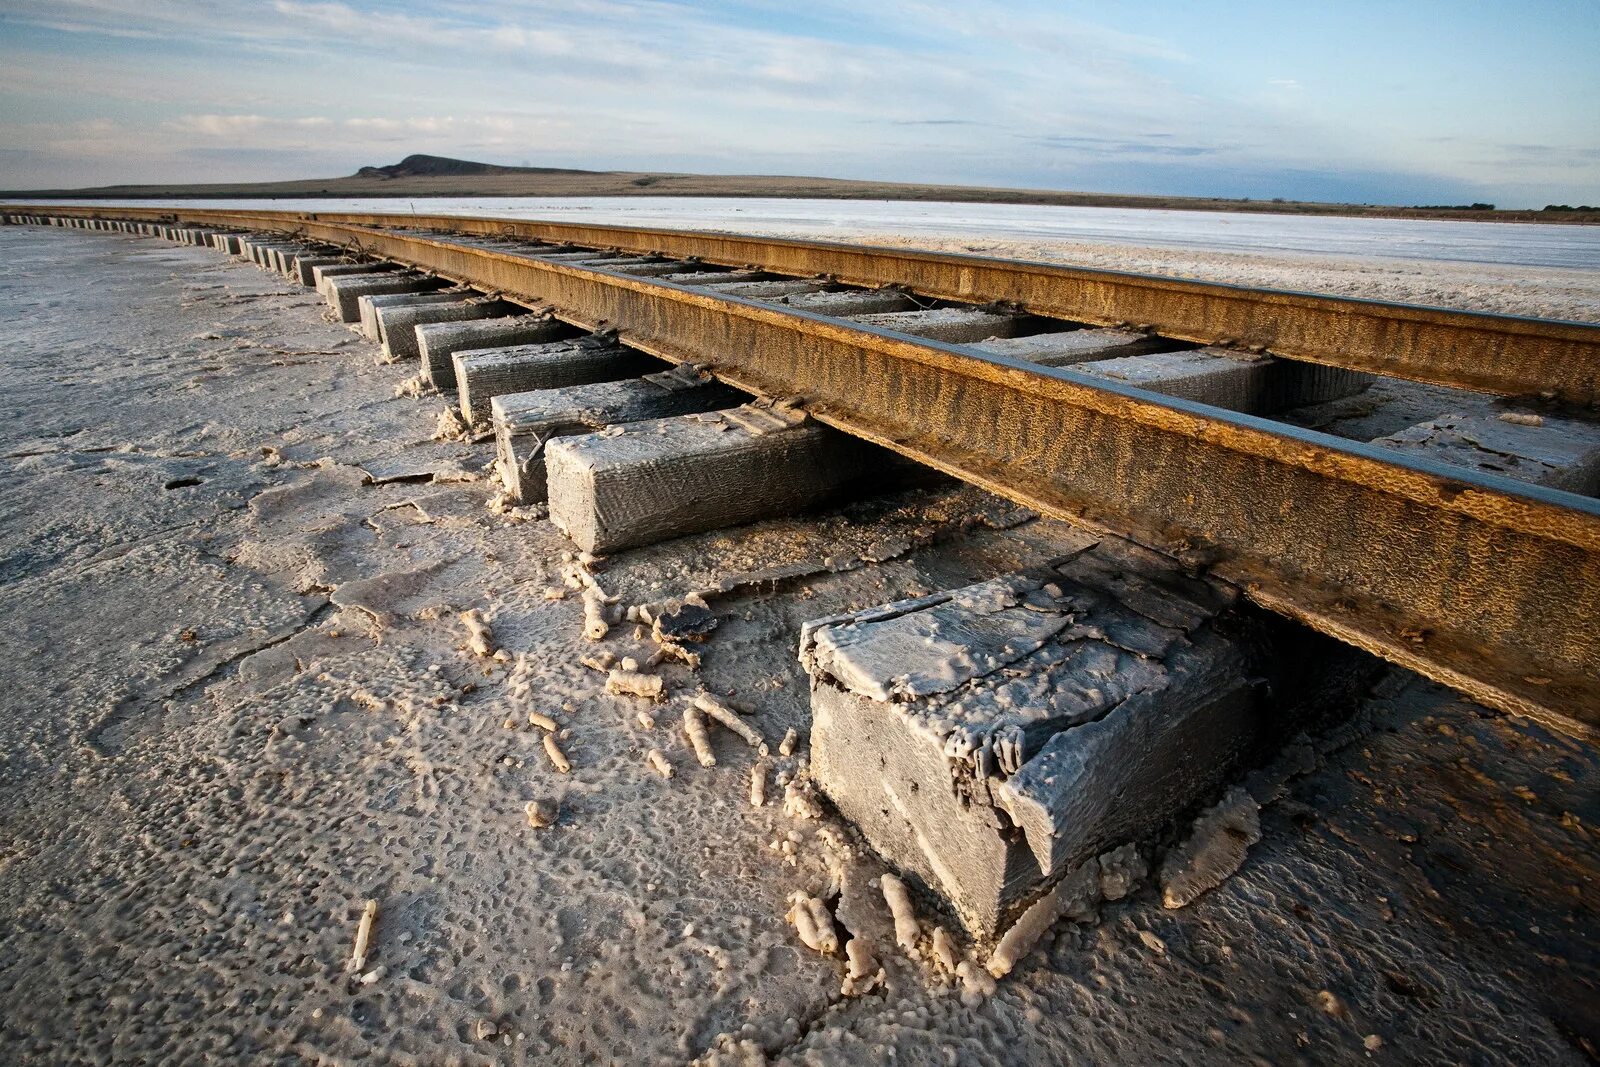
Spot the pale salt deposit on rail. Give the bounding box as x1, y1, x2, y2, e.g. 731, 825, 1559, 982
0, 223, 1596, 1066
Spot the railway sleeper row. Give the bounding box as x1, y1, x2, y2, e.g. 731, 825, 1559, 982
5, 214, 1592, 957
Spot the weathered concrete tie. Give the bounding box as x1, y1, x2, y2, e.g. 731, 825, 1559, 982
325, 271, 446, 323
803, 537, 1356, 944
1373, 410, 1600, 494
846, 307, 1029, 344
700, 279, 828, 299
358, 289, 476, 343
312, 261, 402, 298
291, 255, 353, 287
1073, 346, 1370, 413
660, 269, 773, 286
589, 260, 702, 278
377, 298, 514, 362
545, 403, 890, 553
771, 289, 918, 316
417, 315, 573, 389
492, 365, 745, 503
454, 337, 661, 427
971, 328, 1180, 366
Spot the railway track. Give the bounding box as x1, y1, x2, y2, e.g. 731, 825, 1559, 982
11, 205, 1595, 740
8, 205, 1599, 954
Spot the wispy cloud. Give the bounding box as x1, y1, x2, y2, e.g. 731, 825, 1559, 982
0, 0, 1595, 205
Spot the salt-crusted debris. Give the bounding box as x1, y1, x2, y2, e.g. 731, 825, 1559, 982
458, 609, 495, 657
694, 692, 764, 750
525, 800, 556, 829
692, 1037, 769, 1067
527, 711, 559, 732
1159, 786, 1262, 909
349, 899, 378, 973
647, 748, 674, 779
543, 733, 572, 774
558, 556, 621, 640
749, 761, 767, 807
782, 777, 823, 821
987, 858, 1102, 979
785, 892, 840, 955
1097, 842, 1149, 901
683, 704, 718, 767
880, 874, 921, 958
841, 937, 884, 996
581, 590, 613, 640
778, 728, 798, 757
955, 960, 996, 1007
646, 641, 701, 670
607, 669, 664, 701
643, 594, 719, 644
394, 374, 427, 399
930, 926, 959, 974
580, 650, 616, 672
433, 406, 468, 441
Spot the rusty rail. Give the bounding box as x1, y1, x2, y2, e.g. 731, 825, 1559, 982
11, 203, 1599, 405
9, 207, 1600, 736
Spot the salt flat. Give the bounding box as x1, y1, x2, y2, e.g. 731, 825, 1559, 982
0, 226, 1593, 1065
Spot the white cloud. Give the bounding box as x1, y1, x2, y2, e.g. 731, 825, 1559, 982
0, 0, 1593, 202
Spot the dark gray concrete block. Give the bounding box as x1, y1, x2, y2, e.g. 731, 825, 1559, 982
377, 300, 509, 362
1373, 411, 1600, 494
699, 279, 828, 299
971, 329, 1180, 366
803, 540, 1270, 941
492, 366, 745, 503
546, 405, 887, 553
358, 289, 475, 343
311, 261, 401, 297
660, 270, 772, 286
771, 289, 919, 316
846, 307, 1028, 344
417, 316, 571, 389
325, 272, 444, 323
454, 338, 661, 427
1076, 347, 1371, 413
292, 256, 351, 287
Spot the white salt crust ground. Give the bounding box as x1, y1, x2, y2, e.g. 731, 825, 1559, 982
0, 227, 1595, 1065
772, 231, 1600, 324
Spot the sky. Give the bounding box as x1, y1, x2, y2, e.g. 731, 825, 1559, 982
1, 0, 1597, 207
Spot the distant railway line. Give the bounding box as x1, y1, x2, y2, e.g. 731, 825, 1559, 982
8, 205, 1599, 738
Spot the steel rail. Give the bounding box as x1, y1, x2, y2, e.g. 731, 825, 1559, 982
10, 208, 1600, 735
11, 204, 1600, 406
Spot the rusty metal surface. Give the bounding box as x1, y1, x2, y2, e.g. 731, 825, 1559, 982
13, 203, 1600, 405
12, 207, 1600, 735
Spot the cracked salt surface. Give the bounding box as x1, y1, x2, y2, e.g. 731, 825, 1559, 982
0, 226, 1595, 1065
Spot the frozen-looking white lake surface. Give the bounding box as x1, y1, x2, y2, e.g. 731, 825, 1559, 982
28, 196, 1600, 271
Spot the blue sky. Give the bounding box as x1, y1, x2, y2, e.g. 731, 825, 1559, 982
1, 0, 1596, 206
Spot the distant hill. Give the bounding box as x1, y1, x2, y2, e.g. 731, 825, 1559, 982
4, 154, 1595, 225
353, 153, 599, 180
